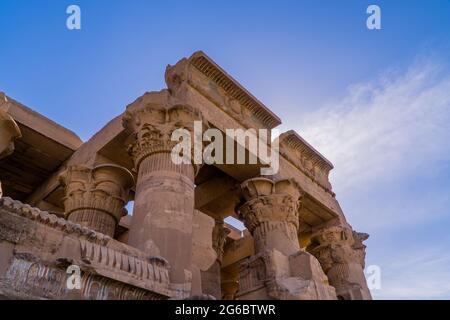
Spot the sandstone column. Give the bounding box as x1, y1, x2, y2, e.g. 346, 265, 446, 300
236, 177, 337, 300
0, 109, 21, 197
60, 164, 134, 237
123, 93, 204, 284
307, 226, 372, 300
238, 177, 301, 256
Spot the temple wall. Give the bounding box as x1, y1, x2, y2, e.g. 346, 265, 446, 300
0, 197, 189, 300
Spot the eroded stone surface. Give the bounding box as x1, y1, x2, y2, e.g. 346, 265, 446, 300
307, 226, 372, 300
0, 108, 21, 198
0, 52, 372, 300
236, 177, 337, 300
59, 164, 134, 237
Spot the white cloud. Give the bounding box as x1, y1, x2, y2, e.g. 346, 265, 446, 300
372, 247, 450, 299
287, 60, 450, 299
294, 60, 450, 194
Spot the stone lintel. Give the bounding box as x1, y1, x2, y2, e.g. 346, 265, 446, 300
166, 51, 282, 130
280, 130, 333, 171
279, 129, 334, 193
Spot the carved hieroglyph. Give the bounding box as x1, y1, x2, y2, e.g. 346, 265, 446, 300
123, 90, 206, 284
59, 164, 134, 237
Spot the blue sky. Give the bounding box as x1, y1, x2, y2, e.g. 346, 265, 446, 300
1, 0, 450, 299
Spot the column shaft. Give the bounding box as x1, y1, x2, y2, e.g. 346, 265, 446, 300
128, 152, 195, 283
123, 96, 204, 285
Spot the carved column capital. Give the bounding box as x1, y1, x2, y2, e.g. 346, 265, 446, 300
308, 226, 355, 272
238, 178, 302, 233
238, 178, 303, 256
122, 92, 206, 172
59, 164, 134, 236
307, 225, 372, 300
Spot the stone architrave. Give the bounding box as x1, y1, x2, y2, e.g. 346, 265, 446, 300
60, 164, 134, 237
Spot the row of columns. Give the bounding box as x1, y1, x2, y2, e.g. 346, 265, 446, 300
60, 97, 204, 285
235, 176, 371, 300
56, 97, 370, 298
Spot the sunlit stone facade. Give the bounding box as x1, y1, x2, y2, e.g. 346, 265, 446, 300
0, 52, 371, 300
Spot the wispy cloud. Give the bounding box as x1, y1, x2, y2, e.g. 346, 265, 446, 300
290, 58, 450, 232
372, 247, 450, 300
289, 58, 450, 299
295, 60, 450, 194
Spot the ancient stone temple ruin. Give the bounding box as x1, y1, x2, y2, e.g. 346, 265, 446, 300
0, 52, 372, 300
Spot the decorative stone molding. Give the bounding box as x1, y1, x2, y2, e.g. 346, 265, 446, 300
59, 164, 134, 237
78, 239, 176, 296
0, 197, 111, 245
307, 225, 372, 300
165, 51, 281, 131
0, 197, 191, 299
238, 178, 303, 256
279, 130, 334, 196
3, 255, 166, 300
